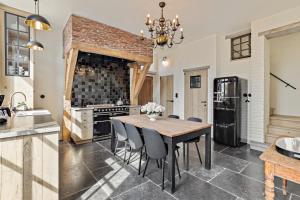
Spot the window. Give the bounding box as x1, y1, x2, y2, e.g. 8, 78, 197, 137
190, 75, 201, 88
5, 12, 30, 77
231, 33, 251, 60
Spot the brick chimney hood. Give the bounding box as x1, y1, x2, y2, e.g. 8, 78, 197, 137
62, 15, 153, 142
63, 15, 153, 63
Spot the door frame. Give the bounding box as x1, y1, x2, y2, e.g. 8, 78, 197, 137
183, 66, 209, 121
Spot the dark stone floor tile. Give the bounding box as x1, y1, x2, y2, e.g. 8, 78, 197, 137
212, 152, 249, 172
62, 188, 88, 200
97, 139, 114, 151
187, 164, 225, 181
83, 150, 121, 172
164, 172, 236, 200
221, 145, 263, 165
60, 164, 97, 199
74, 142, 106, 155
275, 177, 300, 196
113, 181, 176, 200
241, 162, 264, 182
210, 169, 291, 200
291, 195, 300, 200
91, 161, 148, 198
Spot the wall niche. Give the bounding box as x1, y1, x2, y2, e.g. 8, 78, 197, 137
71, 51, 131, 107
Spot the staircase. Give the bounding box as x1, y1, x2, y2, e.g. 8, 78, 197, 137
266, 115, 300, 144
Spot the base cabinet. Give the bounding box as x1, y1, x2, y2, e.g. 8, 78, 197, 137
0, 132, 59, 200
71, 109, 93, 144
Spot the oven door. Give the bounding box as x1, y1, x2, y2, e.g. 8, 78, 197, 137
93, 112, 112, 139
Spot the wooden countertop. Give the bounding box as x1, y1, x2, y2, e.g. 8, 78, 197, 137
111, 115, 211, 137
260, 145, 300, 172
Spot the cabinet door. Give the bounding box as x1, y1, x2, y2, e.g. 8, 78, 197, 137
0, 137, 23, 200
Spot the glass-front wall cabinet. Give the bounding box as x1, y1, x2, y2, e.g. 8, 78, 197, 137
5, 12, 30, 77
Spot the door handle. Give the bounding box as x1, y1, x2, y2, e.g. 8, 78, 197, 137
167, 100, 174, 102
201, 101, 207, 103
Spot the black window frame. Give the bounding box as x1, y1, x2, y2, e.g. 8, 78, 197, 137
4, 12, 31, 77
231, 33, 251, 60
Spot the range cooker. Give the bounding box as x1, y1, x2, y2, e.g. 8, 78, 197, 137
92, 105, 129, 140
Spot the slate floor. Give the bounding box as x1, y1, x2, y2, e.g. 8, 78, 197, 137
60, 138, 300, 200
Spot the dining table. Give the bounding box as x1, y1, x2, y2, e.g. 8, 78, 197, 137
110, 114, 212, 193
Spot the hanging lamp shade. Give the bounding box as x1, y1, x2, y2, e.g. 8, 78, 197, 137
25, 0, 51, 31
25, 14, 51, 31
26, 40, 44, 51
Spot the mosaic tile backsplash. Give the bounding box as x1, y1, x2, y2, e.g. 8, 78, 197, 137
71, 52, 130, 107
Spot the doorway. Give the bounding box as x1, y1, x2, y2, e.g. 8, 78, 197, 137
138, 76, 153, 106
184, 68, 208, 122
160, 75, 174, 118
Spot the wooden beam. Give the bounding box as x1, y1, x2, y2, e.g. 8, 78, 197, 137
134, 63, 151, 99
62, 48, 78, 141
65, 48, 79, 100
130, 63, 140, 105
72, 42, 152, 64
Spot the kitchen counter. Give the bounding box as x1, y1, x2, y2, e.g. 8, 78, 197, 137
0, 110, 60, 139
0, 109, 59, 199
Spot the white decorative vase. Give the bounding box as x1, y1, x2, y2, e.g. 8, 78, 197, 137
147, 113, 160, 121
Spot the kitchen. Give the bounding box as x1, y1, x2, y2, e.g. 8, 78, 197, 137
69, 51, 141, 144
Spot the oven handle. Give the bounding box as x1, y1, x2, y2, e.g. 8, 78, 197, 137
94, 120, 111, 124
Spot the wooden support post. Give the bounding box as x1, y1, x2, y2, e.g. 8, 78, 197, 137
62, 48, 79, 141
133, 63, 151, 100
130, 63, 140, 105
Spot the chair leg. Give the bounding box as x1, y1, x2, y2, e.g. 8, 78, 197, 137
176, 149, 180, 157
127, 147, 132, 165
156, 160, 161, 168
114, 139, 119, 156
123, 141, 127, 162
195, 142, 202, 165
138, 148, 143, 175
142, 157, 150, 177
175, 156, 181, 179
162, 158, 165, 190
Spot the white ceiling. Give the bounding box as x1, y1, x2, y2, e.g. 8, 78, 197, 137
2, 0, 300, 42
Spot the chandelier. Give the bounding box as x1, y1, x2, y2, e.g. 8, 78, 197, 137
141, 1, 184, 48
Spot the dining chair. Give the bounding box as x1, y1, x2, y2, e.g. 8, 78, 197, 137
124, 123, 145, 175
168, 114, 180, 119
184, 117, 203, 165
142, 127, 181, 190
111, 119, 128, 162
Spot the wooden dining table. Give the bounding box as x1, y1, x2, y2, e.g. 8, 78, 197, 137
110, 115, 212, 193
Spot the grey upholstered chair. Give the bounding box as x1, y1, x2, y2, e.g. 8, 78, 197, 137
142, 127, 181, 190
124, 123, 144, 175
168, 114, 180, 119
184, 117, 203, 165
111, 119, 128, 162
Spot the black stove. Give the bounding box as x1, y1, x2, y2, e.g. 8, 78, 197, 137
93, 105, 129, 140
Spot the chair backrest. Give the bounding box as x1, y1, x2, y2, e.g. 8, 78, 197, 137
187, 117, 202, 123
142, 128, 167, 160
124, 123, 143, 150
111, 119, 127, 141
168, 115, 179, 119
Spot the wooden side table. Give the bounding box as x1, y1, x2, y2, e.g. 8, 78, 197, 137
260, 145, 300, 200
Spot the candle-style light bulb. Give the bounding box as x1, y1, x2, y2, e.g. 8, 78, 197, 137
180, 28, 183, 32
140, 30, 145, 40
147, 14, 150, 18
176, 15, 180, 26
146, 14, 150, 25
176, 15, 179, 19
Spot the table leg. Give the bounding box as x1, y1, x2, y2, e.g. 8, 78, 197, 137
186, 143, 189, 170
282, 179, 287, 195
111, 123, 115, 152
183, 143, 186, 166
167, 142, 176, 193
264, 162, 275, 200
205, 130, 211, 170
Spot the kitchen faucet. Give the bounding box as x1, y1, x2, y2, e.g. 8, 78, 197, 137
10, 92, 27, 111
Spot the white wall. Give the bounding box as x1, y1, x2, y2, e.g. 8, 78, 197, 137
216, 34, 251, 80
269, 32, 300, 116
157, 35, 217, 124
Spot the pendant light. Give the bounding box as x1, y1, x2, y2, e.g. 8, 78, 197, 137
25, 0, 51, 31
26, 40, 44, 51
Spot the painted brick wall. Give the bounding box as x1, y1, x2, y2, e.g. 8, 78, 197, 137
250, 6, 300, 143
63, 15, 153, 60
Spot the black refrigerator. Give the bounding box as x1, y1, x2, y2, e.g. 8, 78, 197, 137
213, 76, 248, 147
